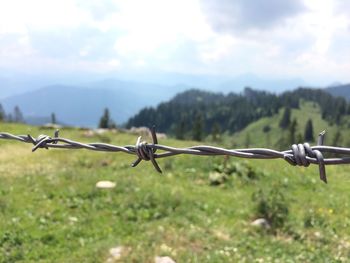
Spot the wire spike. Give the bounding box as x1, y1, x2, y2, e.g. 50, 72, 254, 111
318, 130, 326, 146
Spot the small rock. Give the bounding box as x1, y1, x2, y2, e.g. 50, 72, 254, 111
129, 126, 151, 137
106, 246, 130, 262
209, 172, 226, 185
68, 216, 78, 223
109, 246, 124, 260
213, 230, 230, 241
155, 256, 176, 263
95, 128, 108, 135
314, 231, 322, 239
96, 181, 116, 189
41, 123, 62, 129
82, 130, 95, 137
251, 218, 270, 229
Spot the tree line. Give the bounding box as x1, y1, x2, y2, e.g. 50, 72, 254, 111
0, 104, 61, 125
0, 104, 25, 123
126, 87, 350, 141
0, 103, 116, 129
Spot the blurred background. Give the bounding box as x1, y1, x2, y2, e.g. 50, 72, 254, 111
1, 0, 350, 262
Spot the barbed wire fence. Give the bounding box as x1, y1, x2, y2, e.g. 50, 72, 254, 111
1, 126, 350, 183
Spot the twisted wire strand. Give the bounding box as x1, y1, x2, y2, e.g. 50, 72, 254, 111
1, 128, 350, 183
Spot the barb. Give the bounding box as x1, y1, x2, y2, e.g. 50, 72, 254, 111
1, 128, 350, 183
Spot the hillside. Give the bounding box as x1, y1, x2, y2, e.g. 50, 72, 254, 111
231, 101, 349, 148
1, 123, 350, 261
127, 88, 281, 135
127, 87, 349, 140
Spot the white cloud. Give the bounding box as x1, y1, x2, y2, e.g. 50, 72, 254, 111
200, 0, 306, 32
112, 0, 212, 57
0, 0, 349, 84
0, 0, 89, 34
198, 35, 237, 63
108, 59, 121, 68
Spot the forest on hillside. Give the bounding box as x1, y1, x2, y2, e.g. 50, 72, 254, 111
126, 87, 349, 141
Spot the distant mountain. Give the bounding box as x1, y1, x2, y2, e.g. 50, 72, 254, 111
325, 84, 350, 100
0, 70, 114, 98
0, 73, 87, 99
0, 81, 189, 127
216, 73, 305, 93
117, 71, 305, 93
0, 70, 306, 99
0, 77, 35, 98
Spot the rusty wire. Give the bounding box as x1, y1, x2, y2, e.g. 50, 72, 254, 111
1, 127, 350, 183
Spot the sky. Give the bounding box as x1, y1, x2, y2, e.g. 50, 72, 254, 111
0, 0, 349, 85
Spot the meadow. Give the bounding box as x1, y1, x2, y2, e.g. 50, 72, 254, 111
1, 122, 350, 262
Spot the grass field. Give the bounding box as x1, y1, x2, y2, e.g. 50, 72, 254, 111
1, 122, 350, 262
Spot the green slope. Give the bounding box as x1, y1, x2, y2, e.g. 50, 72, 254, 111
231, 101, 340, 148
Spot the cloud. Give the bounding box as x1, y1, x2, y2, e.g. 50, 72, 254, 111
29, 27, 120, 60
201, 0, 306, 33
0, 0, 349, 85
0, 0, 90, 34
334, 1, 350, 17
75, 0, 118, 21
0, 33, 35, 60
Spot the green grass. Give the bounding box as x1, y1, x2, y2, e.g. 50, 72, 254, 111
1, 122, 350, 262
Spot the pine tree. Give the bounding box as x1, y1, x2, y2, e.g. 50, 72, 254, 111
279, 107, 291, 129
192, 112, 203, 141
175, 116, 186, 140
244, 132, 251, 148
14, 106, 24, 123
99, 108, 111, 129
211, 122, 221, 141
51, 113, 56, 124
0, 104, 5, 121
332, 130, 342, 146
304, 119, 314, 142
7, 113, 13, 123
289, 119, 297, 144
296, 133, 303, 144
263, 125, 271, 133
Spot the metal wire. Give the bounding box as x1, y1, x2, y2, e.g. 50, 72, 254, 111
1, 127, 350, 183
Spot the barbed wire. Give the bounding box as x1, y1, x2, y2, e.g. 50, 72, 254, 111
1, 127, 350, 183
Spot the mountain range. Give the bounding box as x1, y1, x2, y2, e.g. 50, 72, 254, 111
0, 80, 189, 127
0, 74, 349, 127
0, 71, 306, 99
